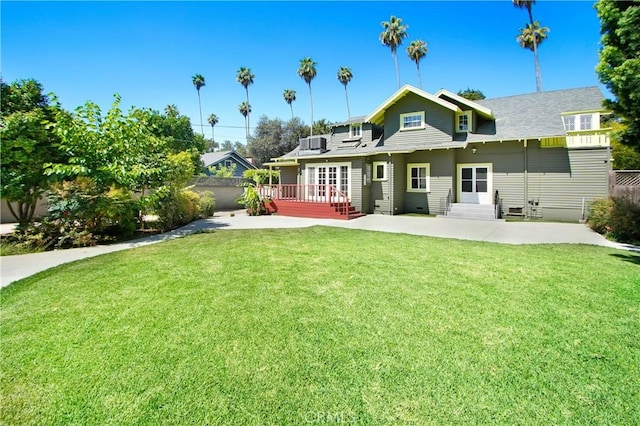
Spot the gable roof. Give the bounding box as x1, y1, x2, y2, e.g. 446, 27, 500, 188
434, 89, 493, 118
201, 150, 256, 170
465, 86, 606, 142
365, 85, 460, 125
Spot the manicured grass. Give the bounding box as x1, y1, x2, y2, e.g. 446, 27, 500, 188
1, 226, 638, 424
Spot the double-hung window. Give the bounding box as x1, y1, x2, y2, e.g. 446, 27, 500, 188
400, 111, 425, 130
580, 115, 592, 130
350, 123, 362, 138
372, 161, 387, 181
456, 112, 472, 133
407, 163, 430, 192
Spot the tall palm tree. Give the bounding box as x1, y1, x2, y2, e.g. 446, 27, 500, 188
513, 0, 544, 92
297, 57, 317, 136
283, 89, 296, 120
336, 66, 353, 119
207, 113, 219, 151
236, 67, 255, 138
516, 21, 550, 66
407, 40, 428, 89
380, 16, 408, 89
238, 102, 252, 139
192, 74, 206, 136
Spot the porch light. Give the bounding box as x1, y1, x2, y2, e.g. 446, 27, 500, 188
472, 147, 477, 154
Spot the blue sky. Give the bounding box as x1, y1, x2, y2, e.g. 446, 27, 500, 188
2, 1, 605, 145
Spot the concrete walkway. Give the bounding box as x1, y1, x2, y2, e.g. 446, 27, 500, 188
1, 211, 636, 288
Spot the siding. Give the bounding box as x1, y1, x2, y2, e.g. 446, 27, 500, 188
402, 150, 455, 214
279, 166, 298, 185
370, 155, 393, 214
384, 93, 454, 147
332, 123, 375, 145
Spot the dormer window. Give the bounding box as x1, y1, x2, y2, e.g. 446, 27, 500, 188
563, 116, 576, 131
580, 115, 592, 130
563, 113, 597, 132
400, 111, 425, 130
350, 123, 362, 138
456, 111, 472, 133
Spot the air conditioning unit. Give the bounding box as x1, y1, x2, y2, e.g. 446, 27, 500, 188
299, 136, 327, 151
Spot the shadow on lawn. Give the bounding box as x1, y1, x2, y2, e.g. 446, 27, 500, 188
610, 252, 640, 266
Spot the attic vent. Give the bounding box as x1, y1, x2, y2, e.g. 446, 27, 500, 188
299, 136, 327, 151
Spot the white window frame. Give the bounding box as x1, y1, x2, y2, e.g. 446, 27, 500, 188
305, 162, 352, 198
407, 163, 431, 193
400, 111, 425, 131
580, 114, 592, 130
224, 159, 233, 168
372, 161, 387, 181
563, 115, 576, 131
349, 123, 362, 138
456, 111, 472, 133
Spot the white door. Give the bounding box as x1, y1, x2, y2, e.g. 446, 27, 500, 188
307, 165, 350, 201
457, 164, 492, 204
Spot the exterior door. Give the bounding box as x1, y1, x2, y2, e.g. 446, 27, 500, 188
307, 164, 350, 201
457, 163, 492, 204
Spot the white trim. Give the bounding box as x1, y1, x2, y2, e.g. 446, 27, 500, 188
400, 111, 426, 131
305, 162, 352, 199
456, 163, 493, 205
434, 89, 493, 118
372, 161, 387, 181
406, 163, 430, 193
456, 111, 472, 133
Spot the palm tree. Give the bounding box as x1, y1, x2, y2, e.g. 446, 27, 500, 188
297, 57, 317, 136
513, 0, 544, 92
192, 74, 206, 136
238, 102, 252, 139
380, 16, 408, 89
336, 66, 353, 119
516, 21, 550, 69
236, 67, 255, 138
207, 113, 219, 151
283, 89, 296, 119
407, 40, 428, 89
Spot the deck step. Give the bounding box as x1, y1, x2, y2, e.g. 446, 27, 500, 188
267, 200, 365, 220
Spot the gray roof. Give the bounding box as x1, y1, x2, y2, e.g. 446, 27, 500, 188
466, 86, 605, 142
333, 115, 368, 127
201, 150, 256, 169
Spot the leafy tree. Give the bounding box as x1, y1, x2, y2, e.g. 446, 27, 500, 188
192, 74, 206, 136
233, 141, 249, 157
283, 89, 296, 119
238, 102, 252, 138
380, 15, 408, 89
220, 140, 234, 151
596, 0, 640, 149
457, 88, 486, 101
337, 66, 353, 119
513, 0, 545, 92
146, 107, 205, 170
165, 104, 179, 118
248, 116, 309, 166
407, 40, 428, 89
236, 67, 255, 137
312, 118, 333, 135
297, 57, 317, 136
0, 79, 64, 225
610, 122, 640, 170
208, 163, 237, 177
207, 113, 219, 150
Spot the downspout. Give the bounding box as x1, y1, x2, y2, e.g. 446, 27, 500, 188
524, 139, 528, 217
388, 153, 393, 215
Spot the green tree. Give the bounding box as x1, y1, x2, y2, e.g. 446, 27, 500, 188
283, 89, 297, 119
457, 88, 486, 101
192, 74, 206, 136
337, 66, 353, 119
380, 15, 408, 89
207, 113, 219, 150
312, 119, 333, 136
247, 116, 310, 166
0, 79, 64, 225
513, 0, 544, 92
236, 67, 255, 138
164, 104, 179, 118
239, 102, 252, 138
516, 21, 549, 58
596, 0, 640, 149
297, 57, 317, 136
407, 40, 428, 89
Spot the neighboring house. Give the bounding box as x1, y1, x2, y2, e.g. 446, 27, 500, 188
202, 150, 256, 177
265, 85, 611, 221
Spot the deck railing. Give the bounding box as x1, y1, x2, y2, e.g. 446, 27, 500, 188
258, 184, 351, 215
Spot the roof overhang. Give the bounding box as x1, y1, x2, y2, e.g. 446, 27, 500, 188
365, 85, 460, 126
434, 89, 494, 118
263, 160, 299, 167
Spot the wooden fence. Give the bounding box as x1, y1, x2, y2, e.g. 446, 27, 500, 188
609, 170, 640, 204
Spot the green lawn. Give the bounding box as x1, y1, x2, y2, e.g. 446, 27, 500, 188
1, 227, 638, 425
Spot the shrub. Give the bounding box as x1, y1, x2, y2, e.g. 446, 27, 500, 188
243, 169, 279, 185
154, 187, 202, 231
588, 197, 640, 243
198, 191, 216, 217
587, 198, 614, 234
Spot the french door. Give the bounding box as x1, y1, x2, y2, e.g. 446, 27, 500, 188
457, 163, 492, 204
307, 164, 350, 200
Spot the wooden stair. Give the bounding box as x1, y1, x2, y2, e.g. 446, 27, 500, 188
266, 200, 365, 220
